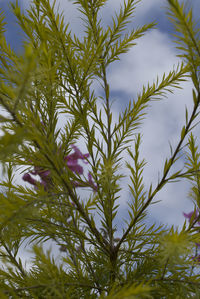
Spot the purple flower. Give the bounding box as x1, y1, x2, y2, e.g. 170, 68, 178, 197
64, 146, 98, 191
70, 144, 89, 162
23, 144, 97, 192
183, 210, 200, 225
183, 211, 198, 220
31, 167, 50, 178
66, 160, 84, 175
64, 145, 89, 163
23, 167, 52, 191
64, 145, 89, 174
22, 173, 37, 186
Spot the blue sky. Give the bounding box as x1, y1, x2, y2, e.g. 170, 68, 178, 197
2, 0, 200, 232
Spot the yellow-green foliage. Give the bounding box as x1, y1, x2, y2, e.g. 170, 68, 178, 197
0, 0, 200, 298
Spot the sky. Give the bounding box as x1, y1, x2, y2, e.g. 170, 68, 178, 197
1, 0, 200, 264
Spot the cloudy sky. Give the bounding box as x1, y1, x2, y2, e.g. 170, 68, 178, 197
1, 0, 200, 235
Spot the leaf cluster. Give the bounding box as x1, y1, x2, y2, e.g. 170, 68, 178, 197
0, 0, 200, 298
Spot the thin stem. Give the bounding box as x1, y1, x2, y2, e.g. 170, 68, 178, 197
0, 96, 22, 127
71, 214, 102, 295
1, 241, 26, 277
101, 64, 117, 284
84, 3, 117, 284
116, 92, 200, 252
161, 257, 169, 280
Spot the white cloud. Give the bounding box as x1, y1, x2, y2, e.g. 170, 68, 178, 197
107, 29, 179, 94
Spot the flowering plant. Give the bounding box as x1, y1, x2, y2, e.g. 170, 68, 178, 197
0, 0, 200, 298
22, 144, 97, 191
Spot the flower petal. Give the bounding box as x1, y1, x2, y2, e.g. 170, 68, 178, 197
22, 173, 37, 186
67, 161, 83, 174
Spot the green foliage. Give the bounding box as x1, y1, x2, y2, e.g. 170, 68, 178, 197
0, 0, 200, 297
167, 0, 200, 91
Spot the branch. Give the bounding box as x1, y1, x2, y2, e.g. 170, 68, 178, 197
116, 91, 200, 252
0, 98, 109, 254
